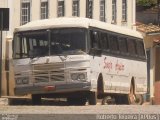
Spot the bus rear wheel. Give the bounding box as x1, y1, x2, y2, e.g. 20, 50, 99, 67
128, 85, 144, 105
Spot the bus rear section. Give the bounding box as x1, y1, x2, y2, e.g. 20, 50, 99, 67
89, 27, 147, 105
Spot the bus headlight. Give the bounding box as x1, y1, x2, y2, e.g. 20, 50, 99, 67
71, 73, 79, 80
71, 73, 86, 81
79, 73, 85, 80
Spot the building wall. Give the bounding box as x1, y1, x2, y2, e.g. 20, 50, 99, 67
0, 0, 7, 7
1, 0, 137, 38
12, 0, 136, 31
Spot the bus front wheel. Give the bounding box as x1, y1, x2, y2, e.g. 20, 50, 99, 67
32, 94, 41, 105
88, 92, 97, 105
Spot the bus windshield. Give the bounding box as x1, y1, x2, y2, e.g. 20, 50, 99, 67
50, 28, 87, 55
13, 28, 87, 59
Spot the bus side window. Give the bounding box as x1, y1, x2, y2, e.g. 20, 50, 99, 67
101, 32, 109, 51
13, 35, 21, 59
118, 37, 128, 55
90, 30, 100, 49
109, 34, 119, 53
127, 38, 137, 56
136, 40, 145, 58
21, 38, 28, 58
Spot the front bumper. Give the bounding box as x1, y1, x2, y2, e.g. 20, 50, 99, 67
14, 82, 91, 95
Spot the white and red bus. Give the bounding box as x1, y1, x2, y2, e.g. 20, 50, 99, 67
12, 18, 147, 105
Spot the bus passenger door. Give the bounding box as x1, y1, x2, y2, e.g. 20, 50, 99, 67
89, 30, 102, 90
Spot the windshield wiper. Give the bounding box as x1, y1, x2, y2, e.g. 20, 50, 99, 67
62, 49, 86, 55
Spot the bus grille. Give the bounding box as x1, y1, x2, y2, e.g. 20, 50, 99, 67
32, 63, 65, 83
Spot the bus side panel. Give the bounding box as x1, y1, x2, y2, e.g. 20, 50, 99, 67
134, 61, 147, 94
101, 55, 147, 94
89, 56, 101, 91
102, 55, 130, 94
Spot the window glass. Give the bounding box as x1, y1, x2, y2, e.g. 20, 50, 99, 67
90, 30, 99, 49
122, 0, 127, 22
127, 39, 136, 55
136, 41, 145, 57
13, 31, 48, 59
21, 0, 31, 25
112, 0, 117, 23
14, 36, 21, 58
72, 0, 79, 16
22, 38, 28, 57
41, 0, 48, 19
51, 28, 87, 55
86, 0, 93, 18
118, 37, 127, 54
58, 0, 65, 17
100, 0, 105, 22
101, 33, 108, 50
109, 34, 118, 52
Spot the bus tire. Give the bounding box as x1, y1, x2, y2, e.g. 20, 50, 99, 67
32, 94, 41, 105
128, 94, 144, 105
135, 94, 144, 105
128, 85, 144, 105
88, 92, 97, 105
102, 96, 112, 105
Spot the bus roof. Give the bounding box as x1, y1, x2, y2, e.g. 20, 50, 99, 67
15, 17, 143, 39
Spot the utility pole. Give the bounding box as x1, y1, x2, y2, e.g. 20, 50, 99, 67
0, 10, 3, 97
158, 0, 160, 25
0, 8, 9, 97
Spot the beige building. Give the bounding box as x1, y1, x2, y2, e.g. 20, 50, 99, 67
11, 0, 136, 31
1, 0, 137, 38
137, 24, 160, 104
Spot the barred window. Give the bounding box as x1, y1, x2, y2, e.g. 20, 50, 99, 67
72, 0, 79, 17
122, 0, 127, 22
86, 0, 93, 18
41, 0, 48, 19
58, 0, 65, 17
100, 0, 106, 22
112, 0, 117, 23
21, 0, 31, 25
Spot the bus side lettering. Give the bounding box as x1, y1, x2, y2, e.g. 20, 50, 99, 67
104, 57, 113, 71
115, 60, 125, 72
